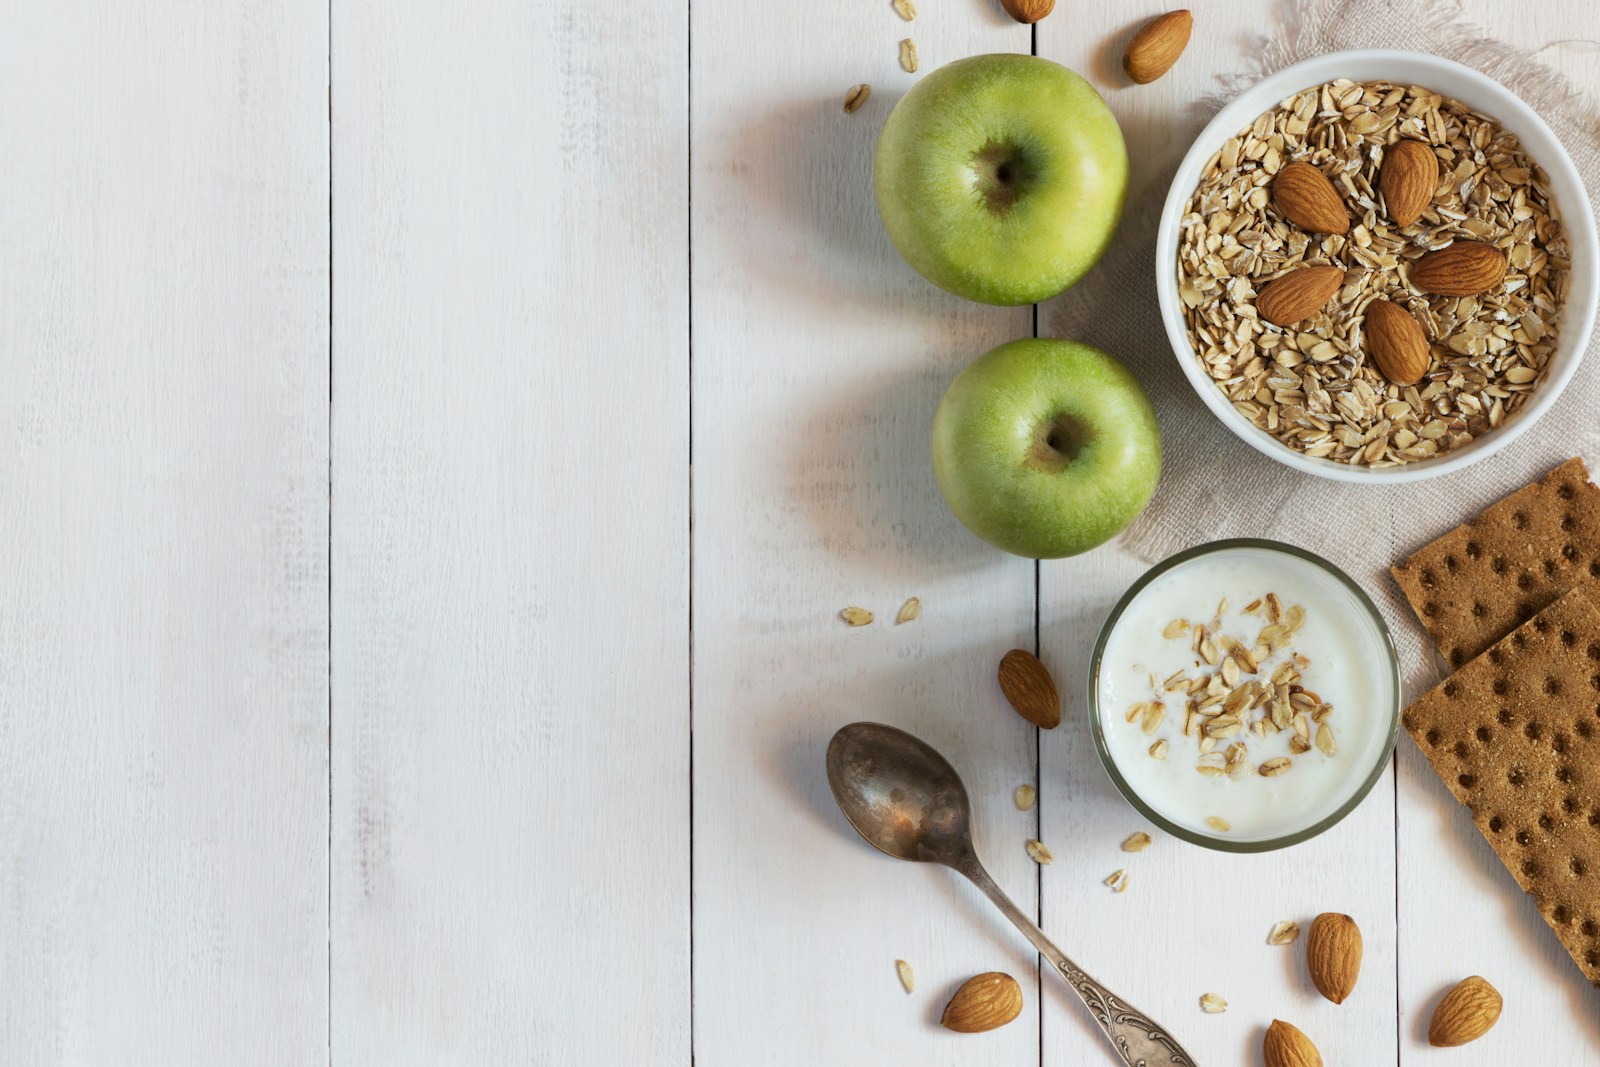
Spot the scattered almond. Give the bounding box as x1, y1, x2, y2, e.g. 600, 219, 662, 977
1121, 831, 1152, 852
1364, 298, 1431, 385
1272, 161, 1349, 235
1268, 920, 1301, 945
1305, 912, 1362, 1004
891, 0, 917, 20
1199, 992, 1227, 1014
895, 596, 921, 624
1255, 265, 1343, 327
1263, 1019, 1323, 1067
1123, 10, 1192, 84
1014, 784, 1036, 811
1410, 241, 1507, 296
840, 606, 873, 626
1379, 139, 1438, 226
898, 38, 918, 73
999, 0, 1054, 23
895, 959, 915, 994
1025, 839, 1054, 865
998, 649, 1061, 729
941, 972, 1024, 1033
1428, 975, 1502, 1047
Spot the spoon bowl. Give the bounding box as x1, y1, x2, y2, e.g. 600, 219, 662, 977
825, 721, 975, 868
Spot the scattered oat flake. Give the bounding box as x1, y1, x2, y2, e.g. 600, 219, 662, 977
891, 0, 917, 19
898, 38, 918, 73
1113, 871, 1130, 893
1162, 618, 1188, 639
1200, 992, 1228, 1014
840, 606, 873, 626
1268, 920, 1301, 946
1121, 832, 1153, 852
895, 596, 921, 624
1205, 816, 1231, 833
1026, 839, 1054, 864
842, 84, 870, 114
1259, 757, 1292, 777
1148, 738, 1169, 760
1103, 868, 1128, 892
1014, 784, 1036, 811
895, 959, 915, 993
1317, 722, 1337, 755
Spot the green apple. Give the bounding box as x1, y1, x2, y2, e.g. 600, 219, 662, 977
875, 54, 1128, 305
932, 338, 1160, 558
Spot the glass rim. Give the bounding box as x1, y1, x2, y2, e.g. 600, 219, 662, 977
1086, 537, 1402, 854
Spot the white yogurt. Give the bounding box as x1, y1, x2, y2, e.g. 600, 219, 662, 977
1096, 545, 1394, 845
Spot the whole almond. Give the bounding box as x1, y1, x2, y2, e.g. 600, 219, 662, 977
941, 972, 1024, 1033
1273, 162, 1349, 234
1255, 265, 1343, 327
998, 649, 1060, 729
1123, 10, 1192, 84
1428, 975, 1502, 1047
1305, 912, 1362, 1004
1410, 241, 1508, 296
1000, 0, 1054, 23
1365, 299, 1431, 385
1379, 139, 1438, 227
1263, 1019, 1323, 1067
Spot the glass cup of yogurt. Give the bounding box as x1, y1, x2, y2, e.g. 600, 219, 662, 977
1089, 539, 1400, 852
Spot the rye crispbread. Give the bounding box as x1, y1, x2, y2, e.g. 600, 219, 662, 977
1392, 457, 1600, 668
1402, 588, 1600, 986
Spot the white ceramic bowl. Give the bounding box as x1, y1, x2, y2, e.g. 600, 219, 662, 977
1155, 50, 1599, 484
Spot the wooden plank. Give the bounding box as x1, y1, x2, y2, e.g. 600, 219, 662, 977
1395, 7, 1600, 1062
328, 2, 690, 1062
688, 4, 1040, 1065
1036, 4, 1397, 1063
0, 3, 329, 1062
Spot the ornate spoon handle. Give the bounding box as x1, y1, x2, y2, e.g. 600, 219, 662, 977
959, 857, 1199, 1066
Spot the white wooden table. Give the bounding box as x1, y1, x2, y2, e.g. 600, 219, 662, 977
4, 1, 1599, 1063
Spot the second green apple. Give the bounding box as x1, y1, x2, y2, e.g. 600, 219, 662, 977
932, 339, 1161, 559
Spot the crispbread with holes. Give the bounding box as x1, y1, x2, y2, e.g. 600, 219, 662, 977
1402, 587, 1600, 986
1392, 457, 1600, 669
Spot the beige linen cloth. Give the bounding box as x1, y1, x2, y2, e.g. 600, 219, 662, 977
1047, 0, 1600, 693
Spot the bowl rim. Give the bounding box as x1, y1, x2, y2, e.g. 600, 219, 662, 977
1086, 538, 1402, 853
1155, 48, 1600, 484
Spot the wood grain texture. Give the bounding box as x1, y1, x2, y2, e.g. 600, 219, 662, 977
328, 0, 690, 1062
689, 3, 1042, 1065
0, 2, 330, 1062
4, 0, 1599, 1063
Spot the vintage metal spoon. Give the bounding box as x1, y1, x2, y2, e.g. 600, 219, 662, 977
825, 721, 1197, 1066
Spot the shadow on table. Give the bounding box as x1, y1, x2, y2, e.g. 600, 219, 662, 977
720, 88, 911, 307
783, 368, 1007, 574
